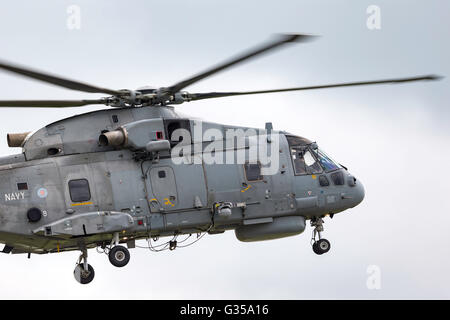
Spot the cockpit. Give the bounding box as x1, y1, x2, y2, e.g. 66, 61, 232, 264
285, 134, 365, 218
286, 135, 342, 175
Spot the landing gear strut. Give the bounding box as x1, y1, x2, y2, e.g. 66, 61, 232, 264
74, 248, 95, 284
108, 232, 130, 267
310, 217, 331, 255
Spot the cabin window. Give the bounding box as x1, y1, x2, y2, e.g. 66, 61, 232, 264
244, 162, 262, 181
158, 170, 166, 178
17, 182, 28, 190
69, 179, 91, 202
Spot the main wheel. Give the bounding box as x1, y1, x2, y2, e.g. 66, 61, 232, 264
74, 264, 95, 284
312, 242, 321, 255
316, 239, 331, 255
108, 245, 130, 267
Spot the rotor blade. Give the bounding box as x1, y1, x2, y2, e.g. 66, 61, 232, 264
0, 99, 107, 108
186, 75, 443, 101
168, 34, 317, 94
0, 60, 122, 96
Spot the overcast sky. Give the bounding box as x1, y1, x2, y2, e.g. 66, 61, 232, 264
0, 0, 448, 299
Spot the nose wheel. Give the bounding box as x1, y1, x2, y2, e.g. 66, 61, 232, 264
310, 217, 331, 255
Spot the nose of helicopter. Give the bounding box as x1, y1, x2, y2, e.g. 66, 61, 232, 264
350, 177, 365, 208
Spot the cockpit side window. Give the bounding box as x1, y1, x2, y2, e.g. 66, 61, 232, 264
291, 148, 306, 175
287, 135, 342, 174
290, 147, 322, 176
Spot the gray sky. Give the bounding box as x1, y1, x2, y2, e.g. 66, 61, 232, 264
0, 0, 448, 299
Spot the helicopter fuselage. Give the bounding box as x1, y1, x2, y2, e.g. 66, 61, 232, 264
0, 106, 364, 255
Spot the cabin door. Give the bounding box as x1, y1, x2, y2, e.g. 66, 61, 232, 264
144, 158, 207, 213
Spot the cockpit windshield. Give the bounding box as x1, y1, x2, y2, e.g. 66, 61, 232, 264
313, 148, 342, 172
287, 135, 342, 175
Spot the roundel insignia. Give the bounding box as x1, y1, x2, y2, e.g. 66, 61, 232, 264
37, 187, 48, 199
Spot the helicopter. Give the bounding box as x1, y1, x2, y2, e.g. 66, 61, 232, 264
0, 34, 440, 284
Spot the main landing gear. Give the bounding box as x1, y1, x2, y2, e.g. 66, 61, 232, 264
310, 217, 331, 255
109, 245, 130, 267
74, 247, 95, 284
73, 233, 131, 284
108, 232, 130, 268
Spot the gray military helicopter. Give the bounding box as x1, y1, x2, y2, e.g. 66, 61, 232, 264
0, 34, 440, 284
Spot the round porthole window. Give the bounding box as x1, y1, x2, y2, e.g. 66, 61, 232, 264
27, 207, 42, 223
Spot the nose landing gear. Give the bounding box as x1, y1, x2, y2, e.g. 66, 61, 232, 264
310, 217, 331, 255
